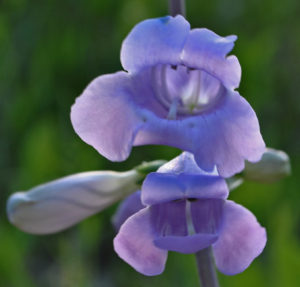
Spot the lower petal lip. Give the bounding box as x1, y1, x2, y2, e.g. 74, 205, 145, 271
154, 233, 218, 254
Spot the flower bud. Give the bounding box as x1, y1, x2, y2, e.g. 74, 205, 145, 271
7, 170, 140, 235
226, 176, 244, 191
244, 148, 291, 183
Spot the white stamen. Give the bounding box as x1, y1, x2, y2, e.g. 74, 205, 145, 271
181, 70, 202, 113
151, 65, 173, 111
167, 99, 178, 120
191, 70, 202, 110
185, 200, 196, 235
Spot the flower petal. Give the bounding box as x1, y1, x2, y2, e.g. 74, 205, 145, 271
193, 90, 266, 177
152, 202, 218, 254
142, 171, 228, 206
141, 173, 185, 205
155, 233, 217, 254
132, 109, 202, 154
114, 207, 168, 276
213, 200, 267, 275
151, 201, 188, 237
157, 152, 209, 175
112, 191, 144, 231
7, 170, 140, 234
182, 174, 228, 199
190, 199, 224, 234
134, 90, 265, 178
182, 28, 241, 90
71, 72, 143, 161
121, 15, 190, 73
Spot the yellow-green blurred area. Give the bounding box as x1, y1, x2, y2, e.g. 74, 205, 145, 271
1, 0, 300, 286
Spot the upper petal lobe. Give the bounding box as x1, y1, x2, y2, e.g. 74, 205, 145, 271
182, 28, 241, 89
71, 72, 142, 161
121, 15, 190, 73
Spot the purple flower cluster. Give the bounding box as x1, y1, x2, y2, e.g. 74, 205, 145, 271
71, 15, 266, 276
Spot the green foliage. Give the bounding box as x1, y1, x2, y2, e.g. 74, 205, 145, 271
1, 0, 300, 286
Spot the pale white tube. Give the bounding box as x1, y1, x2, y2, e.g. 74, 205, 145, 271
7, 170, 140, 235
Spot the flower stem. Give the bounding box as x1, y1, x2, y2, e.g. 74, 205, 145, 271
168, 0, 186, 17
195, 247, 220, 287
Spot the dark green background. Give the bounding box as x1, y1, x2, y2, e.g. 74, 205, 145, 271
1, 0, 300, 286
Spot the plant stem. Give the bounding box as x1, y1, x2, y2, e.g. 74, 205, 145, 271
195, 247, 220, 287
168, 0, 186, 17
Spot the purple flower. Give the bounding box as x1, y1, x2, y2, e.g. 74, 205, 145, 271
113, 153, 267, 276
71, 15, 265, 177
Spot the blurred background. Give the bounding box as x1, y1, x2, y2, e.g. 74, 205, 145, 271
1, 0, 300, 286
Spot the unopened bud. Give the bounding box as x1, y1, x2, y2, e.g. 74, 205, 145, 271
244, 148, 291, 183
7, 170, 140, 235
226, 176, 244, 191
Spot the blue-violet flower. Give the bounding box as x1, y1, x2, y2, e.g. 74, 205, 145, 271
71, 15, 265, 177
113, 153, 267, 276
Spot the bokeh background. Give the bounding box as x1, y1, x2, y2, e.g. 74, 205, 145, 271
1, 0, 300, 286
